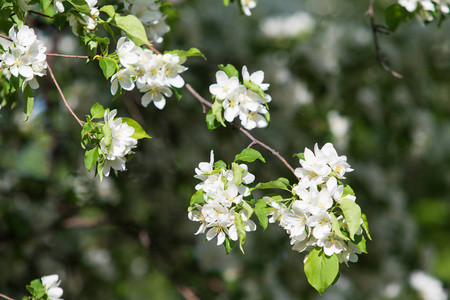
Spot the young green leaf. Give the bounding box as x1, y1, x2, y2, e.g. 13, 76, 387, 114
22, 84, 34, 121
90, 103, 106, 119
190, 188, 205, 207
304, 248, 339, 295
212, 100, 226, 127
67, 0, 91, 15
244, 80, 267, 102
98, 57, 117, 79
251, 177, 291, 192
330, 212, 350, 241
385, 4, 406, 32
231, 162, 245, 186
114, 15, 150, 46
206, 109, 220, 131
121, 117, 151, 139
234, 148, 266, 163
234, 212, 246, 254
361, 213, 372, 241
353, 234, 367, 254
99, 4, 116, 18
84, 147, 99, 171
165, 47, 206, 64
343, 184, 355, 197
340, 198, 362, 240
218, 64, 239, 79
254, 198, 270, 230
293, 152, 305, 160
40, 0, 52, 12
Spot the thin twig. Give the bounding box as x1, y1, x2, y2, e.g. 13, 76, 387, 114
28, 10, 53, 19
184, 85, 298, 178
0, 293, 15, 300
365, 0, 403, 79
46, 53, 89, 59
0, 34, 12, 42
47, 65, 84, 127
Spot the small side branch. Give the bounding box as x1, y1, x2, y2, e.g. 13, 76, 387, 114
46, 53, 89, 59
366, 0, 403, 79
184, 84, 298, 179
47, 65, 84, 127
0, 293, 15, 300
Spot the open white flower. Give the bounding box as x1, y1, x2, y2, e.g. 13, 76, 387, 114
41, 274, 63, 300
209, 71, 239, 100
241, 0, 257, 16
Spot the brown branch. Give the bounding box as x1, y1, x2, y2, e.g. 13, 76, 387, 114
0, 34, 12, 42
46, 53, 89, 59
47, 65, 84, 127
28, 10, 53, 19
365, 0, 403, 79
0, 293, 15, 300
184, 84, 298, 178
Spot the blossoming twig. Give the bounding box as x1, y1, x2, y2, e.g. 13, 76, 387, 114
47, 64, 84, 127
365, 0, 403, 78
184, 83, 298, 178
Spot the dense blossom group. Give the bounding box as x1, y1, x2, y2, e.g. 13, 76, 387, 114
68, 0, 100, 36
111, 37, 187, 109
0, 25, 47, 91
100, 109, 138, 177
188, 151, 257, 245
209, 66, 271, 130
266, 143, 363, 264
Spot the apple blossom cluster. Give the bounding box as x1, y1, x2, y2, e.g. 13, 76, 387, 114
209, 66, 271, 130
41, 274, 64, 300
69, 0, 99, 36
266, 143, 366, 265
120, 0, 170, 43
398, 0, 450, 20
110, 37, 187, 109
0, 25, 47, 90
100, 109, 138, 177
188, 150, 257, 247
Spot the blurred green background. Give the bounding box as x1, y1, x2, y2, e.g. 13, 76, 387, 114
1, 0, 450, 299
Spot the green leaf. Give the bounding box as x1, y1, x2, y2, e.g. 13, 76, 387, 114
165, 47, 206, 64
234, 212, 246, 254
242, 201, 254, 217
254, 198, 270, 230
223, 0, 230, 6
172, 86, 183, 101
304, 248, 340, 295
224, 236, 236, 254
231, 162, 245, 186
100, 4, 115, 18
53, 13, 67, 31
67, 0, 91, 15
234, 148, 266, 163
22, 84, 34, 121
102, 123, 112, 148
218, 64, 239, 79
26, 279, 46, 299
206, 109, 220, 131
293, 152, 305, 160
214, 160, 227, 169
212, 100, 226, 127
340, 198, 362, 240
189, 188, 205, 207
330, 212, 350, 241
353, 234, 367, 254
361, 213, 372, 241
114, 15, 150, 46
244, 80, 267, 102
84, 147, 99, 171
90, 103, 105, 119
251, 177, 291, 192
98, 57, 117, 79
385, 4, 406, 32
343, 184, 355, 197
121, 117, 151, 139
40, 0, 52, 12
96, 155, 105, 181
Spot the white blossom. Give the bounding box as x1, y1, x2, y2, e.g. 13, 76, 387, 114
41, 274, 63, 300
410, 270, 448, 300
240, 0, 257, 16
